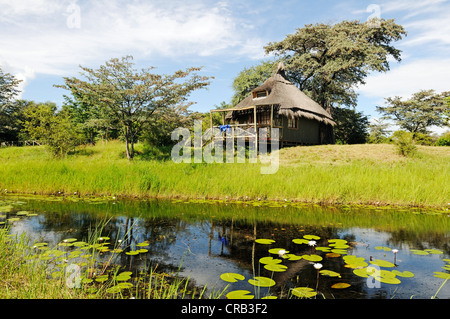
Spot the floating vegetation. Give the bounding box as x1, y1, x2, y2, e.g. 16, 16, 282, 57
248, 277, 276, 288
331, 282, 351, 289
291, 287, 317, 298
255, 239, 276, 245
226, 290, 254, 299
220, 273, 245, 283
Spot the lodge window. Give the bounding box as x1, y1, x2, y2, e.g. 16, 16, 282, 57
288, 117, 298, 129
253, 90, 268, 99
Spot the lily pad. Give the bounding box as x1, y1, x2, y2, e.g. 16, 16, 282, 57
292, 239, 309, 245
291, 287, 317, 298
326, 252, 341, 258
302, 254, 323, 262
268, 248, 289, 255
434, 272, 450, 280
62, 238, 78, 243
315, 246, 331, 252
370, 259, 395, 268
220, 273, 245, 283
353, 268, 371, 278
303, 234, 320, 240
320, 270, 341, 278
284, 254, 302, 261
226, 290, 254, 299
264, 263, 288, 272
331, 249, 348, 255
331, 282, 351, 289
424, 249, 443, 255
259, 257, 282, 265
410, 249, 429, 256
374, 246, 391, 252
392, 270, 415, 278
248, 276, 276, 287
255, 239, 276, 245
125, 251, 139, 256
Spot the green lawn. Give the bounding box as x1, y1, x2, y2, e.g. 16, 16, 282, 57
0, 141, 448, 208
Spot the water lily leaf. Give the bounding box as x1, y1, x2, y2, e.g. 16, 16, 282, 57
248, 276, 276, 287
374, 276, 401, 284
116, 275, 131, 281
16, 211, 30, 216
262, 296, 277, 299
136, 241, 150, 247
106, 286, 122, 294
424, 249, 443, 254
302, 254, 323, 262
392, 270, 415, 278
125, 251, 139, 255
111, 248, 123, 253
442, 265, 450, 271
331, 249, 348, 255
370, 259, 395, 268
116, 282, 133, 289
284, 254, 302, 261
303, 234, 320, 240
375, 246, 391, 252
353, 268, 371, 278
264, 263, 288, 272
292, 239, 309, 245
259, 257, 282, 265
220, 273, 245, 283
326, 253, 341, 258
328, 239, 347, 245
118, 271, 132, 277
268, 248, 289, 255
410, 249, 429, 256
62, 238, 78, 243
95, 275, 109, 283
320, 270, 341, 278
434, 272, 450, 280
315, 246, 331, 252
98, 237, 110, 241
138, 249, 148, 253
226, 290, 254, 299
331, 283, 350, 289
291, 287, 317, 298
255, 239, 275, 245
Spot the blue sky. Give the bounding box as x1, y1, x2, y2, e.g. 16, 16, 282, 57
1, 0, 449, 133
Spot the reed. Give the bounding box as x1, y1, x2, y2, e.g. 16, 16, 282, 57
0, 141, 448, 208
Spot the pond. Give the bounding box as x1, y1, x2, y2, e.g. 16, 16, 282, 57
1, 195, 449, 299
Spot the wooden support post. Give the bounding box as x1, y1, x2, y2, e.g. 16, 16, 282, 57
210, 110, 213, 130
254, 105, 257, 154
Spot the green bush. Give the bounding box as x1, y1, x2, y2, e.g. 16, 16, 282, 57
392, 131, 417, 157
435, 132, 450, 146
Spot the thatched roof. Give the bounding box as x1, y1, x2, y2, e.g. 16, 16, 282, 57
227, 63, 335, 126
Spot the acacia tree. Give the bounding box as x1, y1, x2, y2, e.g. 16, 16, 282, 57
377, 90, 450, 136
264, 19, 407, 112
57, 56, 212, 160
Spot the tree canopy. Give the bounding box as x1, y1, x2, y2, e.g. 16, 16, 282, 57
56, 56, 212, 159
377, 90, 450, 135
264, 19, 407, 112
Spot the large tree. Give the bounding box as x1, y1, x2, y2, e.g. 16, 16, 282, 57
377, 89, 450, 135
0, 66, 23, 142
264, 19, 407, 112
57, 56, 212, 160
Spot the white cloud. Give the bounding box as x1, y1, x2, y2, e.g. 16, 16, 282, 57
0, 0, 264, 93
358, 58, 450, 99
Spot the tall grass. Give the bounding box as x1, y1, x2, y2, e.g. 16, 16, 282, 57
0, 141, 448, 207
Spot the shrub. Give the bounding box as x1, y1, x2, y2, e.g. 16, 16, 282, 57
435, 132, 450, 146
392, 131, 417, 157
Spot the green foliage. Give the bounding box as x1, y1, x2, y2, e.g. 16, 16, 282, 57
367, 118, 391, 144
377, 90, 450, 134
264, 19, 406, 111
231, 60, 277, 106
435, 132, 450, 146
391, 131, 417, 157
0, 66, 22, 108
56, 55, 212, 160
22, 103, 82, 158
333, 107, 369, 144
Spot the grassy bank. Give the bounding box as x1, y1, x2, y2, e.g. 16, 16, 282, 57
0, 141, 448, 208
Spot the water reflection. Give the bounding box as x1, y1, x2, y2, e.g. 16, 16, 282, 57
1, 196, 449, 299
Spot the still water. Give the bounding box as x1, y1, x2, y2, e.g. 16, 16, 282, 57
1, 195, 449, 299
